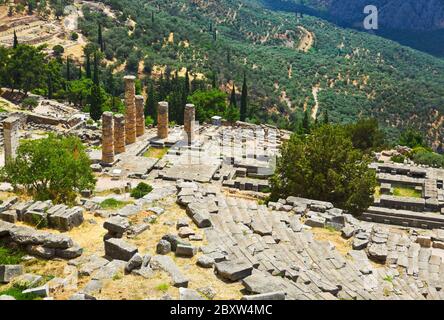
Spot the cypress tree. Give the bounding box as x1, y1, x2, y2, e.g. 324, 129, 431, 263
78, 65, 82, 80
240, 72, 248, 122
93, 52, 99, 85
13, 30, 18, 49
47, 75, 53, 100
302, 110, 310, 134
89, 52, 102, 121
322, 110, 329, 125
151, 11, 154, 24
66, 57, 71, 81
230, 84, 237, 108
98, 23, 104, 52
211, 71, 217, 89
145, 82, 157, 124
85, 54, 91, 79
184, 70, 190, 96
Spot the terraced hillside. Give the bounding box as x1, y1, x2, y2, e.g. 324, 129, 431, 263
80, 0, 443, 145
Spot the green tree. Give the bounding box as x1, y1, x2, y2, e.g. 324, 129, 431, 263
240, 72, 248, 122
230, 85, 237, 108
1, 134, 96, 204
188, 89, 227, 123
302, 110, 311, 134
13, 30, 18, 49
399, 129, 426, 149
347, 118, 385, 153
89, 52, 103, 121
270, 125, 376, 216
145, 82, 157, 124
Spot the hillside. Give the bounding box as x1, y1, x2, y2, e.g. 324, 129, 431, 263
76, 0, 444, 145
261, 0, 444, 57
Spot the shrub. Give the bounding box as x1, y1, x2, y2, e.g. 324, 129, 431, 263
1, 134, 96, 204
21, 97, 38, 109
71, 32, 79, 41
130, 182, 153, 199
391, 154, 405, 163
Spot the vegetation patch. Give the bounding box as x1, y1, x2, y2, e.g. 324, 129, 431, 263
0, 245, 26, 265
130, 182, 153, 199
100, 198, 132, 210
155, 283, 170, 292
393, 186, 422, 198
0, 284, 41, 300
143, 147, 169, 159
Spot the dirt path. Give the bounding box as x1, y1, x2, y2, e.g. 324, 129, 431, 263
311, 85, 321, 120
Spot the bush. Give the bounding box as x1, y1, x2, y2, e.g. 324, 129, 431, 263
100, 198, 131, 210
1, 134, 96, 204
391, 154, 405, 163
130, 182, 153, 199
71, 32, 79, 41
270, 125, 376, 216
21, 97, 38, 109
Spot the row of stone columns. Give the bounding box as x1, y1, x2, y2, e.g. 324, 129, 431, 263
101, 76, 197, 164
101, 76, 146, 164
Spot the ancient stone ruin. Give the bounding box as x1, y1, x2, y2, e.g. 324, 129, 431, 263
3, 116, 20, 164
113, 114, 126, 155
124, 75, 137, 145
101, 112, 114, 165
184, 104, 195, 145
135, 95, 145, 137
157, 101, 169, 139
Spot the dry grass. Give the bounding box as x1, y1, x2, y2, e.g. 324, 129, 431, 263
311, 227, 352, 257
143, 147, 169, 159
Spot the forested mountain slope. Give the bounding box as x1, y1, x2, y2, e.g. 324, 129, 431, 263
82, 0, 444, 145
261, 0, 444, 57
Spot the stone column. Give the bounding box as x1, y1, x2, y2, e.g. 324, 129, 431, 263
3, 116, 20, 164
135, 95, 145, 137
114, 114, 125, 154
101, 112, 114, 164
184, 103, 195, 145
124, 75, 137, 145
157, 101, 169, 139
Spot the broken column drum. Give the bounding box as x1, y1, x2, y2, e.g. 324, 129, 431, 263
135, 95, 145, 137
184, 104, 195, 145
114, 114, 126, 154
101, 111, 115, 164
157, 101, 169, 139
124, 75, 137, 145
3, 116, 20, 164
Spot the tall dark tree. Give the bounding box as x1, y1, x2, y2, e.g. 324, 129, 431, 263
240, 72, 248, 122
98, 23, 104, 52
78, 65, 82, 80
229, 84, 237, 108
66, 57, 71, 81
145, 82, 157, 124
85, 54, 91, 79
211, 71, 217, 89
47, 75, 53, 100
322, 110, 329, 125
13, 30, 18, 49
302, 110, 310, 134
89, 52, 102, 121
